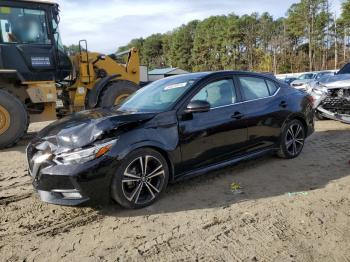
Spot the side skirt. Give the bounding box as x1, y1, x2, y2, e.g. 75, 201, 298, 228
174, 147, 276, 182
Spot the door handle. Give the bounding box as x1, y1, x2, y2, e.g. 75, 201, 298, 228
279, 101, 288, 108
231, 111, 244, 119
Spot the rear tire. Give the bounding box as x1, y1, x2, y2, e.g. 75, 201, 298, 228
0, 89, 29, 149
111, 148, 169, 209
277, 119, 305, 159
97, 80, 139, 107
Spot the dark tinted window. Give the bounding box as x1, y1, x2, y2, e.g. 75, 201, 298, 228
238, 76, 270, 101
192, 79, 236, 108
266, 80, 278, 95
0, 7, 51, 44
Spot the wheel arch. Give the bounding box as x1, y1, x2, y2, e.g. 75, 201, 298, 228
86, 74, 120, 108
280, 113, 308, 141
288, 114, 308, 134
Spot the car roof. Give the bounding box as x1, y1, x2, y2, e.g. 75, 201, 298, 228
165, 71, 279, 84
300, 72, 315, 75
11, 0, 57, 5
183, 70, 276, 79
317, 71, 333, 74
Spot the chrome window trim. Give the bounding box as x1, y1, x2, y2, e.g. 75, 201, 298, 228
209, 87, 281, 110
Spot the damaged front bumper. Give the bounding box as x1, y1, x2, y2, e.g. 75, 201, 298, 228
317, 105, 350, 124
308, 84, 350, 124
26, 142, 119, 206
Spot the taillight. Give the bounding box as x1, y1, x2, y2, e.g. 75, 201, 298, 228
306, 95, 314, 107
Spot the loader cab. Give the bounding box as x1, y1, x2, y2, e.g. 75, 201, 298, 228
0, 0, 71, 81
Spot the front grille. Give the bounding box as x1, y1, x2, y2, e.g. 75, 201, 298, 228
322, 97, 350, 108
321, 88, 350, 114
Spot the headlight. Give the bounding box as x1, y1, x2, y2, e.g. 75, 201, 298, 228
312, 84, 328, 95
54, 139, 117, 165
292, 83, 304, 87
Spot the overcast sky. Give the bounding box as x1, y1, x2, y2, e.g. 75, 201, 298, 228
56, 0, 342, 54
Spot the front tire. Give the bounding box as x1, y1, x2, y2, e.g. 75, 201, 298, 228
277, 119, 305, 159
0, 89, 29, 149
97, 80, 139, 107
111, 148, 169, 209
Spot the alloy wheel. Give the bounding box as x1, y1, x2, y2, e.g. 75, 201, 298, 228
285, 123, 304, 156
121, 155, 165, 205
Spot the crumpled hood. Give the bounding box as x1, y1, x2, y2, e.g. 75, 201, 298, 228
35, 108, 156, 153
319, 74, 350, 89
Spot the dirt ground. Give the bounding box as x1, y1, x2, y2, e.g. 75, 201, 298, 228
0, 120, 349, 262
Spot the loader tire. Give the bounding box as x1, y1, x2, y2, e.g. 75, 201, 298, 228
0, 89, 29, 149
97, 80, 139, 108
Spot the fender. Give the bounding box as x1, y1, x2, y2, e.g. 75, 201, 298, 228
86, 74, 120, 108
0, 69, 25, 83
279, 112, 308, 143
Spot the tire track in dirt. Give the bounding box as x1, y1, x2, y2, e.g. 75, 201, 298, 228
31, 212, 102, 237
0, 181, 31, 192
0, 192, 32, 205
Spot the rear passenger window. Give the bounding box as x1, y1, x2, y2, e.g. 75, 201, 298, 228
266, 80, 279, 95
238, 76, 270, 101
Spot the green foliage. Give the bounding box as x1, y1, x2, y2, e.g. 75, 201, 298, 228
341, 0, 350, 25
117, 0, 349, 73
64, 44, 80, 55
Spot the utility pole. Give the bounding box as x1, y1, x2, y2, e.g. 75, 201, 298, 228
335, 13, 338, 70
309, 0, 314, 71
344, 28, 347, 63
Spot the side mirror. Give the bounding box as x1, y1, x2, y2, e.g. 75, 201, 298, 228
185, 100, 210, 113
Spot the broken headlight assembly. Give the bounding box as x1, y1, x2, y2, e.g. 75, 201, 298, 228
53, 139, 117, 165
311, 84, 328, 95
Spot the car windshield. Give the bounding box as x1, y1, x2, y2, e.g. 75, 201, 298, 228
117, 75, 197, 113
316, 72, 333, 79
298, 73, 315, 80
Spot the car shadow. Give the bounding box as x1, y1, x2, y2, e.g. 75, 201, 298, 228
97, 129, 350, 217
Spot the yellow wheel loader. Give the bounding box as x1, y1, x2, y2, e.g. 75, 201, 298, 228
0, 0, 142, 149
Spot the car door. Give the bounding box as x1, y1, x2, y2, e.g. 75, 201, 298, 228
236, 75, 289, 152
177, 76, 248, 174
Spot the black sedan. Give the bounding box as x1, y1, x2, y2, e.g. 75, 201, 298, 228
27, 71, 314, 208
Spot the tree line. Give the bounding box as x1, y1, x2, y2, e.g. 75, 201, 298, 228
114, 0, 350, 74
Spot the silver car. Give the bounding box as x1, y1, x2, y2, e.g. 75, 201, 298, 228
291, 71, 335, 90
308, 74, 350, 124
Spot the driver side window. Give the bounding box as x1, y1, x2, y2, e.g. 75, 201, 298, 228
191, 79, 236, 108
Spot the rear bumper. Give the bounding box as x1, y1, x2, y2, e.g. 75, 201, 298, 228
29, 156, 119, 206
